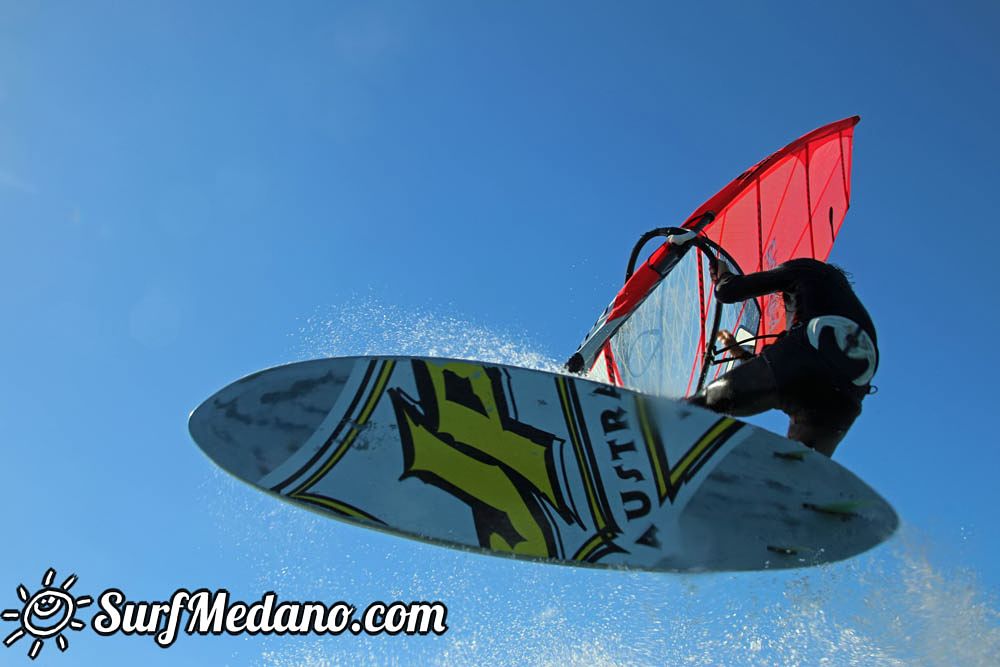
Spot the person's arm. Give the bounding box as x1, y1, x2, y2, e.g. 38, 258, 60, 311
713, 263, 798, 304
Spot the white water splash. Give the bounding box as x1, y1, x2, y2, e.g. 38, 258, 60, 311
210, 299, 999, 666
292, 295, 561, 373
232, 516, 999, 666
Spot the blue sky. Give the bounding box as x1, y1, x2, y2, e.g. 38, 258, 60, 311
2, 1, 998, 664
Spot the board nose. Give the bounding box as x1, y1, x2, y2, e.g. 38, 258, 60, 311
188, 358, 355, 484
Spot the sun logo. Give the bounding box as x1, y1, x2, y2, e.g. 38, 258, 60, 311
2, 568, 92, 660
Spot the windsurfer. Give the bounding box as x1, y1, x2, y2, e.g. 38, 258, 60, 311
688, 257, 878, 457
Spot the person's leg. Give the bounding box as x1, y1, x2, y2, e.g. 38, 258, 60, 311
688, 355, 782, 418
786, 402, 861, 457
786, 418, 845, 457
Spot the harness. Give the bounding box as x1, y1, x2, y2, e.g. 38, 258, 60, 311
708, 317, 878, 406
805, 315, 878, 387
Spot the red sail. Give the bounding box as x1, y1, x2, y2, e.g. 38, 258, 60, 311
684, 116, 858, 345
574, 117, 859, 396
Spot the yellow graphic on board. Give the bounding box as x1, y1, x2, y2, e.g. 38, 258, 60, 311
635, 393, 743, 504
389, 361, 575, 558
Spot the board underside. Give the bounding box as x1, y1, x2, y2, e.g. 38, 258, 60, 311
189, 356, 897, 573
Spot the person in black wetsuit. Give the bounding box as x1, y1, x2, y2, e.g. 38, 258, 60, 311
688, 257, 878, 457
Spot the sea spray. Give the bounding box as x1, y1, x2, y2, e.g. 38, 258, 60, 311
199, 299, 999, 666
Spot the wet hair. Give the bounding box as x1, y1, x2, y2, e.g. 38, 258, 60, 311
826, 263, 854, 285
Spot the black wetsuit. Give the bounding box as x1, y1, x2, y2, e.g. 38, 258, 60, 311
689, 258, 878, 457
